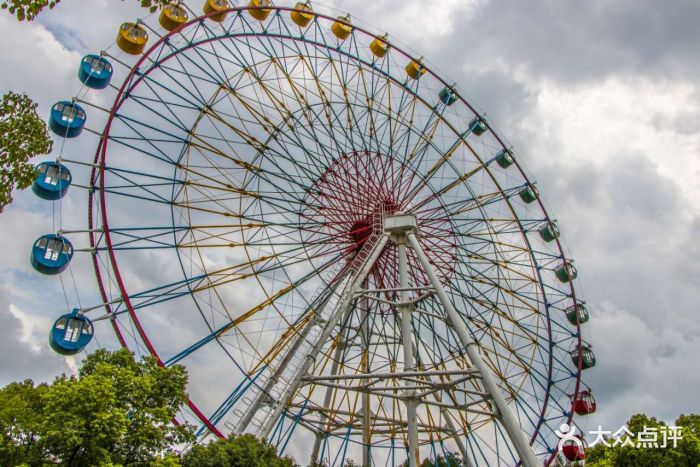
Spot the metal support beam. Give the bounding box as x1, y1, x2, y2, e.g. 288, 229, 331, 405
406, 231, 540, 467
397, 236, 419, 467
360, 295, 372, 467
234, 289, 337, 435
310, 305, 355, 466
309, 341, 343, 466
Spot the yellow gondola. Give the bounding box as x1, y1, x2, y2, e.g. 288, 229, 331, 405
159, 3, 189, 31
116, 22, 148, 55
331, 14, 352, 40
370, 33, 389, 58
406, 58, 426, 80
248, 0, 273, 21
291, 2, 313, 28
203, 0, 229, 23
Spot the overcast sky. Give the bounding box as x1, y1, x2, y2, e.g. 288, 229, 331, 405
0, 0, 698, 451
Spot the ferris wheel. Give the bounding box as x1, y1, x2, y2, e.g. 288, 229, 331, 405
31, 1, 597, 466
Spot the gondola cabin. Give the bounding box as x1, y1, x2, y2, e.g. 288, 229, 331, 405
406, 59, 426, 80
561, 435, 586, 461
32, 161, 71, 200
48, 101, 86, 138
116, 22, 148, 55
519, 183, 539, 204
468, 116, 488, 136
495, 148, 515, 168
566, 302, 589, 325
203, 0, 229, 22
439, 87, 458, 106
370, 34, 390, 58
331, 14, 353, 40
30, 234, 73, 275
78, 54, 113, 89
573, 390, 597, 415
247, 0, 272, 21
538, 220, 560, 242
291, 2, 314, 28
571, 344, 596, 370
555, 260, 577, 283
159, 3, 189, 31
49, 310, 94, 355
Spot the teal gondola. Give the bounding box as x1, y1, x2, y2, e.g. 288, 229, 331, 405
78, 54, 113, 89
554, 260, 577, 283
468, 116, 487, 136
30, 234, 73, 275
49, 309, 94, 355
570, 343, 596, 370
48, 101, 86, 138
31, 161, 71, 200
439, 86, 458, 106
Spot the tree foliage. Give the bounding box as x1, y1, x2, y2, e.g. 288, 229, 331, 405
181, 433, 297, 467
0, 91, 52, 211
585, 413, 700, 467
1, 0, 173, 20
0, 0, 57, 21
0, 349, 193, 466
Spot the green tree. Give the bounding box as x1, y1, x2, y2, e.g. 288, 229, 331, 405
181, 433, 297, 467
0, 379, 50, 465
0, 91, 52, 212
0, 349, 193, 466
1, 0, 173, 20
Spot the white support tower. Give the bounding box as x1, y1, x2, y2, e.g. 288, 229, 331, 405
234, 211, 541, 467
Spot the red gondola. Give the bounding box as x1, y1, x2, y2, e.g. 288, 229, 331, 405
573, 389, 597, 415
561, 434, 586, 461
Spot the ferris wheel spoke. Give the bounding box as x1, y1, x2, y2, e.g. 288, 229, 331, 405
163, 249, 354, 369
295, 42, 359, 154
199, 94, 335, 194
125, 57, 210, 112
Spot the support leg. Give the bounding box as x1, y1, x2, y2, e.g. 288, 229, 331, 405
360, 295, 372, 467
406, 232, 540, 467
397, 238, 420, 467
310, 305, 355, 466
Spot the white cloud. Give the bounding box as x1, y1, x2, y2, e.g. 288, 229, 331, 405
524, 77, 700, 210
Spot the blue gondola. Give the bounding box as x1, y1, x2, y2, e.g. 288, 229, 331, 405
48, 101, 86, 138
49, 309, 94, 355
78, 54, 113, 89
31, 161, 72, 200
30, 234, 73, 275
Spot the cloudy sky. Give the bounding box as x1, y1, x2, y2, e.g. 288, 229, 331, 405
0, 0, 698, 451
